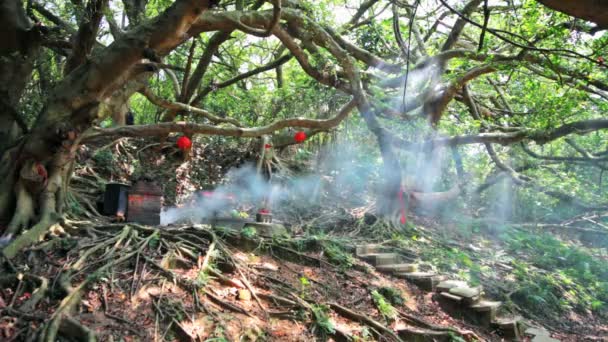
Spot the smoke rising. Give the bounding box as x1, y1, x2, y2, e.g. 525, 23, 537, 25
160, 162, 328, 226
160, 60, 457, 226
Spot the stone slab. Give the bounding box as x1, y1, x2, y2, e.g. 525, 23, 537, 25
374, 253, 401, 266
356, 244, 380, 257
525, 327, 550, 337
376, 263, 417, 273
440, 292, 463, 303
243, 222, 288, 237
470, 300, 502, 312
360, 253, 399, 266
449, 286, 482, 299
397, 272, 442, 291
395, 271, 436, 279
449, 287, 482, 305
532, 336, 560, 342
493, 317, 522, 340
436, 280, 468, 293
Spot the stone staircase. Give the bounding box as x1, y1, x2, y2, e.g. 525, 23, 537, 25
356, 244, 559, 341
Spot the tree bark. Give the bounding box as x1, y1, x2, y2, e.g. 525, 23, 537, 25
536, 0, 608, 29
0, 0, 44, 226
1, 0, 214, 252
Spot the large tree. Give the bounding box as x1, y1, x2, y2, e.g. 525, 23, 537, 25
0, 0, 607, 258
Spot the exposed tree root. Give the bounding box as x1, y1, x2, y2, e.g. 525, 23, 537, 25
58, 316, 96, 342
144, 256, 254, 317
38, 228, 157, 341
329, 302, 403, 342
398, 309, 482, 341
2, 217, 58, 259
0, 222, 484, 341
4, 182, 35, 238
19, 275, 49, 312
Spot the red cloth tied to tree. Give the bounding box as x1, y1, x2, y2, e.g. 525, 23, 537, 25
176, 136, 192, 150
264, 143, 272, 149
294, 131, 307, 143
36, 163, 47, 179
398, 186, 407, 225
35, 163, 48, 187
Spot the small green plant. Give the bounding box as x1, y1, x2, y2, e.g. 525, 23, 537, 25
448, 333, 467, 342
241, 226, 257, 239
377, 287, 404, 306
195, 270, 210, 286
323, 243, 354, 269
310, 304, 335, 339
299, 276, 311, 298
92, 149, 114, 167
205, 325, 229, 342
371, 290, 397, 321
148, 235, 160, 249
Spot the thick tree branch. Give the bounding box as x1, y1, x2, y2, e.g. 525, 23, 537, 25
140, 87, 241, 126
521, 142, 608, 164
437, 0, 605, 65
326, 27, 402, 74
31, 3, 76, 34
183, 31, 233, 104
83, 98, 356, 140
536, 0, 608, 29
346, 0, 380, 28
195, 53, 293, 101
180, 38, 197, 101
441, 0, 482, 52
65, 0, 108, 74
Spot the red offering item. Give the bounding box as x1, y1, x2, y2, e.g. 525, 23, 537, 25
259, 208, 270, 214
398, 187, 407, 225
599, 56, 605, 64
264, 144, 272, 149
36, 163, 47, 179
294, 131, 307, 143
176, 136, 192, 150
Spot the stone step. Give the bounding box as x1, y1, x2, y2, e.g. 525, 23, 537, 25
395, 272, 443, 291
525, 327, 551, 337
360, 253, 400, 266
449, 286, 482, 305
375, 263, 418, 273
492, 316, 522, 340
531, 336, 560, 342
469, 300, 502, 312
397, 328, 452, 342
440, 292, 463, 303
355, 244, 381, 257
436, 280, 468, 293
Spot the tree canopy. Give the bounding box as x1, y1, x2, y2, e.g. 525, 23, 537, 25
0, 0, 607, 250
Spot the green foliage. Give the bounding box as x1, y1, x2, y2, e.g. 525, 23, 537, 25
241, 226, 257, 239
148, 235, 160, 249
448, 333, 467, 342
310, 304, 335, 339
507, 230, 607, 315
377, 287, 405, 306
66, 192, 85, 216
371, 290, 398, 321
322, 242, 354, 269
195, 269, 211, 287
92, 149, 114, 167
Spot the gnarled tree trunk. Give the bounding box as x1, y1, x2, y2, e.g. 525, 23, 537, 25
0, 0, 213, 257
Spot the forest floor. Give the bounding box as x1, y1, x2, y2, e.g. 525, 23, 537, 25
0, 137, 606, 341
